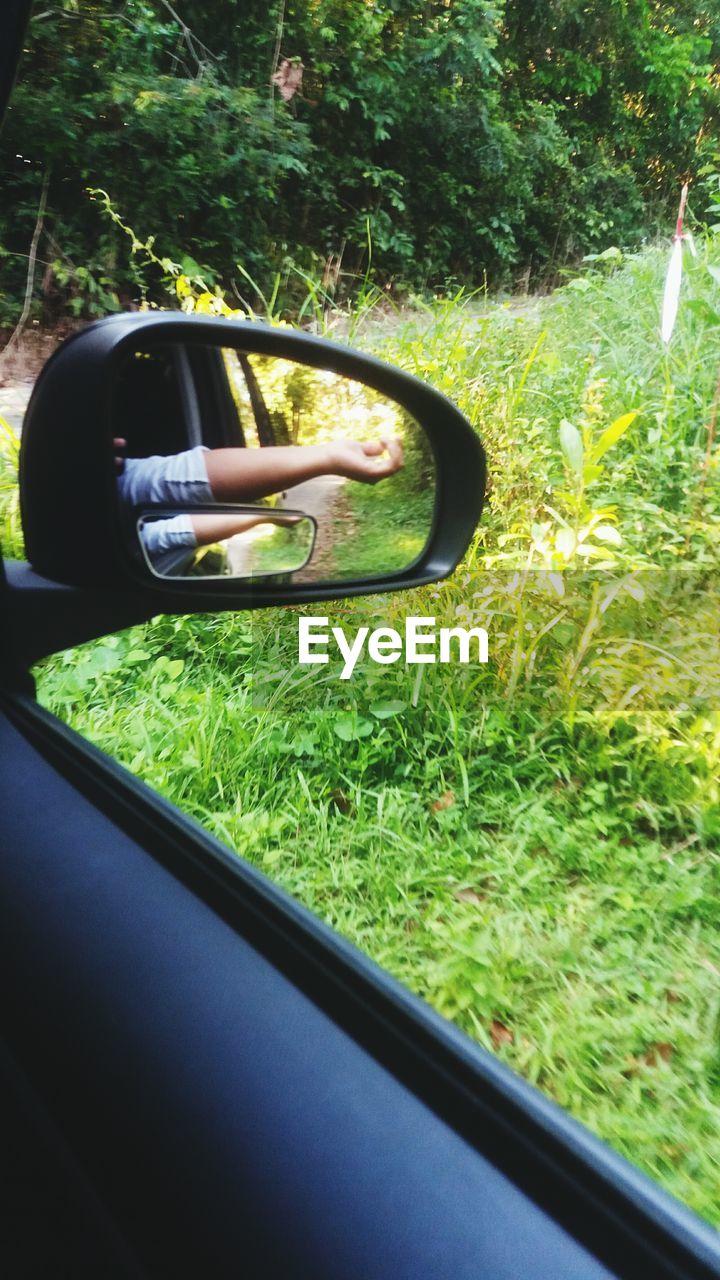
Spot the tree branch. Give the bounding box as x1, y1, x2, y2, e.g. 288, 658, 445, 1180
157, 0, 219, 78
1, 170, 50, 365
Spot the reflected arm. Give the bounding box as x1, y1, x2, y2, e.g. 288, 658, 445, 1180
189, 512, 298, 545
204, 439, 403, 501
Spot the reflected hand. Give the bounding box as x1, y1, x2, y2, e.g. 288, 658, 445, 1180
331, 438, 404, 484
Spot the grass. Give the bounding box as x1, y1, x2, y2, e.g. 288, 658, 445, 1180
331, 482, 434, 578
3, 238, 720, 1224
0, 414, 22, 558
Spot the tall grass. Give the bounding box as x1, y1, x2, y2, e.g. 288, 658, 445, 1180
0, 416, 22, 558
18, 240, 720, 1223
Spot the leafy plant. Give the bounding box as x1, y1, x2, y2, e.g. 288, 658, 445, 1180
20, 229, 720, 1228
2, 0, 718, 319
0, 416, 23, 558
532, 409, 638, 568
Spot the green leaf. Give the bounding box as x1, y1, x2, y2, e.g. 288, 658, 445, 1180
707, 265, 720, 287
334, 715, 373, 742
559, 420, 584, 476
180, 254, 203, 276
686, 299, 720, 325
555, 528, 576, 560
593, 524, 622, 546
592, 412, 637, 462
575, 543, 615, 559
85, 646, 122, 674
622, 579, 646, 602
370, 699, 407, 719
165, 659, 185, 680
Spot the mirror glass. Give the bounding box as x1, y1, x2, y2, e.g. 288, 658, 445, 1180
112, 345, 436, 584
137, 506, 315, 580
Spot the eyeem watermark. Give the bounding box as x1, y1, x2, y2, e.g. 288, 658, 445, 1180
298, 616, 489, 680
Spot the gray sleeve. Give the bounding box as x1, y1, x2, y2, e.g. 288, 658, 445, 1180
140, 513, 197, 558
118, 446, 212, 508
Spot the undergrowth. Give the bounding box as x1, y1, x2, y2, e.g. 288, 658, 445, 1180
4, 240, 719, 1223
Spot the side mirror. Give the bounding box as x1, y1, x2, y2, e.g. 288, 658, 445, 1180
136, 507, 316, 580
19, 314, 485, 610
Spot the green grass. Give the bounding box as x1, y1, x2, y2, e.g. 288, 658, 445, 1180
34, 594, 720, 1222
0, 415, 22, 558
240, 519, 315, 577
331, 482, 434, 578
6, 238, 720, 1224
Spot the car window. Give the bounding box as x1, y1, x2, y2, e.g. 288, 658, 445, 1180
2, 0, 719, 1233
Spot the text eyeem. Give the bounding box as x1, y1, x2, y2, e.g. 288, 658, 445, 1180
298, 616, 489, 680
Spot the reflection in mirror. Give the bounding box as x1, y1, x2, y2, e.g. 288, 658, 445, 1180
137, 506, 315, 580
114, 347, 436, 584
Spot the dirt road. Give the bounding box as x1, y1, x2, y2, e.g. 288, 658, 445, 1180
0, 380, 34, 434
281, 475, 347, 581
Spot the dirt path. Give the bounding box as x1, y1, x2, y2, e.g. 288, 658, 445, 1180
222, 475, 347, 579
282, 475, 345, 521
0, 380, 34, 434
0, 323, 87, 433
282, 475, 347, 582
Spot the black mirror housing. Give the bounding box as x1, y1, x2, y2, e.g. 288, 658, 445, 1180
19, 313, 485, 611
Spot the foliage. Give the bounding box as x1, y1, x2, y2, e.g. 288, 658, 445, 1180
1, 0, 718, 321
30, 240, 720, 1222
0, 416, 23, 558
0, 0, 311, 323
